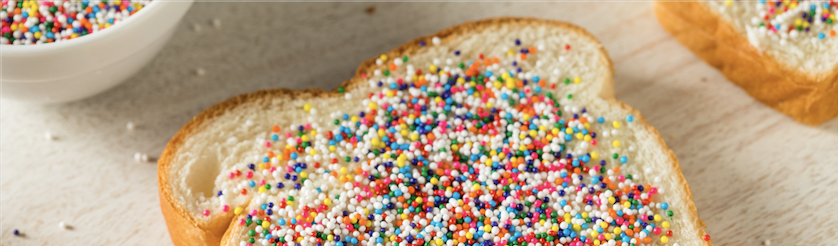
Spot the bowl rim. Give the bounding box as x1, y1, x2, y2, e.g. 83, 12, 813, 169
2, 0, 190, 54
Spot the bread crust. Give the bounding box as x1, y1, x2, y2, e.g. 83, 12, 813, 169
653, 2, 838, 125
159, 17, 710, 246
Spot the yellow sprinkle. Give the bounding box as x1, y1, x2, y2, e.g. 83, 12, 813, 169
368, 102, 378, 110
234, 207, 243, 215
662, 221, 671, 228
324, 198, 331, 205
300, 171, 308, 178
661, 236, 669, 243
303, 103, 312, 112
591, 152, 599, 159
612, 121, 621, 129
380, 54, 388, 61
613, 140, 621, 148
262, 220, 270, 228
654, 214, 662, 222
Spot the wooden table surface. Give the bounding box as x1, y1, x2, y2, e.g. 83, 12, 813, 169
2, 2, 837, 246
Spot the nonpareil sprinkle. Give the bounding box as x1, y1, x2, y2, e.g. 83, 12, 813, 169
1, 0, 152, 45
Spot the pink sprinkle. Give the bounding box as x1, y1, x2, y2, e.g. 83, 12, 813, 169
203, 209, 210, 216
265, 141, 271, 148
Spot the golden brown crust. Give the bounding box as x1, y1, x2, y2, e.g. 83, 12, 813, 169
653, 2, 838, 125
160, 17, 708, 246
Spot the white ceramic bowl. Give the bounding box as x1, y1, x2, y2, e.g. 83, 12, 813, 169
1, 0, 193, 103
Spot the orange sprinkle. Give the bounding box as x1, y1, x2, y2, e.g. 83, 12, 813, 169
272, 125, 281, 132
528, 46, 536, 54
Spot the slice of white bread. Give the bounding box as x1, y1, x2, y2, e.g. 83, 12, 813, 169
159, 17, 712, 246
653, 1, 838, 125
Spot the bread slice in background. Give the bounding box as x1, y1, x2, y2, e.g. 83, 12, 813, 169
654, 1, 838, 125
159, 17, 712, 246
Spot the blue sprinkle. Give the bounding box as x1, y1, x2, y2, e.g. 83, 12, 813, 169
661, 202, 669, 210
626, 115, 634, 123
620, 156, 628, 164
597, 117, 605, 123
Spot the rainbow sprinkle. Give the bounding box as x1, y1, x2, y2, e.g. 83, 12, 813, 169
210, 37, 709, 246
1, 0, 151, 45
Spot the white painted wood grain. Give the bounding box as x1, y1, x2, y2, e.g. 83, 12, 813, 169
2, 2, 836, 245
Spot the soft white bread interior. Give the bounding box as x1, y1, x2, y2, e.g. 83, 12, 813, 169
159, 17, 711, 246
653, 1, 838, 125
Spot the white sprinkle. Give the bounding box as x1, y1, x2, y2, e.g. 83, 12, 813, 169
763, 240, 771, 245
431, 36, 440, 45
126, 122, 135, 130
245, 120, 254, 126
44, 132, 54, 141
212, 18, 222, 28
141, 154, 149, 162
345, 93, 352, 100
58, 221, 67, 229
134, 152, 143, 162
196, 68, 206, 76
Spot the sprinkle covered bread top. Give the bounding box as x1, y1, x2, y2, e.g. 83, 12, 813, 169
710, 0, 838, 71
203, 35, 708, 246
